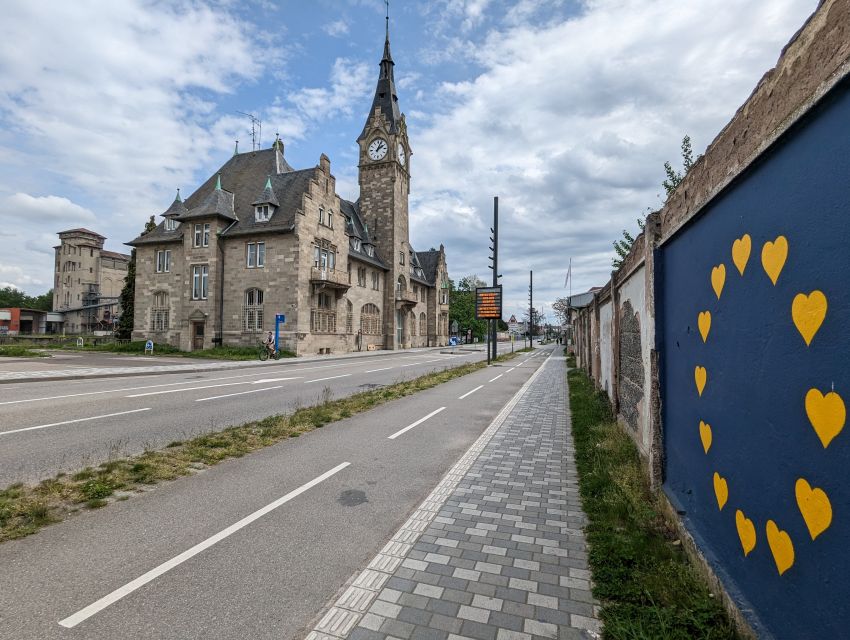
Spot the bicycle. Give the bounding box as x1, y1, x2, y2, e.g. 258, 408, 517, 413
258, 341, 280, 361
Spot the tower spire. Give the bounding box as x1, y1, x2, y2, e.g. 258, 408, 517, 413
359, 4, 401, 141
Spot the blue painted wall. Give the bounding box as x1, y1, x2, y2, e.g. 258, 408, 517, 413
660, 77, 850, 639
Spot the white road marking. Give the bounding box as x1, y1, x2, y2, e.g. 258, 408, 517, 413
458, 385, 484, 400
489, 374, 503, 382
365, 367, 393, 373
387, 407, 446, 440
506, 367, 516, 373
196, 386, 284, 402
400, 362, 422, 367
304, 374, 352, 384
0, 409, 152, 437
250, 377, 300, 384
126, 381, 255, 398
58, 462, 351, 629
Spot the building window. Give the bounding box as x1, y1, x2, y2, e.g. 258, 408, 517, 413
371, 271, 380, 290
365, 245, 374, 257
361, 303, 381, 335
194, 223, 210, 247
350, 238, 361, 252
165, 217, 179, 231
313, 245, 336, 270
243, 288, 264, 332
151, 291, 169, 331
247, 242, 265, 268
192, 265, 208, 299
346, 299, 353, 333
311, 292, 336, 333
399, 251, 405, 265
255, 205, 271, 222
318, 207, 325, 225
420, 313, 426, 336
155, 249, 171, 273
440, 289, 449, 305
357, 267, 366, 287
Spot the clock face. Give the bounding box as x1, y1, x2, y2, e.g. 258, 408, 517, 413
368, 138, 388, 161
397, 144, 406, 166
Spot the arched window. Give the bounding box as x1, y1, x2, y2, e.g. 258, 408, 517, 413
151, 291, 169, 331
361, 303, 381, 335
346, 299, 353, 333
419, 312, 426, 337
243, 288, 264, 332
409, 311, 417, 337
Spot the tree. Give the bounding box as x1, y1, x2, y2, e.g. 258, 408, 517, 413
552, 297, 571, 326
117, 216, 156, 340
449, 275, 489, 341
612, 135, 694, 269
0, 286, 53, 310
523, 307, 545, 336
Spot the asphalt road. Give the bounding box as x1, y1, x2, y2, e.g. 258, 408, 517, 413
0, 344, 519, 485
0, 347, 553, 640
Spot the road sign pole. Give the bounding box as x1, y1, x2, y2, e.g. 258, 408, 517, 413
274, 314, 286, 352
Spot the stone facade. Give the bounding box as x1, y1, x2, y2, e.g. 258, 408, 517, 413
53, 228, 130, 333
128, 28, 450, 355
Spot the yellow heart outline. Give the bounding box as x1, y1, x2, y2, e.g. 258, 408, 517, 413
761, 236, 788, 285
735, 510, 756, 556
694, 366, 707, 397
699, 420, 712, 454
732, 234, 752, 275
698, 311, 711, 343
795, 478, 832, 540
711, 264, 726, 300
805, 388, 845, 448
713, 472, 728, 510
765, 520, 795, 576
792, 290, 827, 346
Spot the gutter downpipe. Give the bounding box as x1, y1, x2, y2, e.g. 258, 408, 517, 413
217, 220, 238, 347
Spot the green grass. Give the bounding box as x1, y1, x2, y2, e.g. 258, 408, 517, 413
55, 341, 294, 360
567, 366, 739, 640
0, 350, 519, 543
0, 345, 49, 358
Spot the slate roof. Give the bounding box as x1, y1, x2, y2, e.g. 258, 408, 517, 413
415, 250, 442, 286
359, 28, 401, 140
101, 250, 130, 262
342, 199, 387, 270
58, 228, 105, 239
176, 184, 237, 222
567, 291, 596, 309
161, 193, 188, 218
251, 177, 280, 207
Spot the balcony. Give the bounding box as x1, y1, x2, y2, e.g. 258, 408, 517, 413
395, 286, 418, 307
310, 267, 351, 290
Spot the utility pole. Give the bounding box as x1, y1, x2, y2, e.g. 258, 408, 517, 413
529, 270, 533, 347
491, 197, 499, 362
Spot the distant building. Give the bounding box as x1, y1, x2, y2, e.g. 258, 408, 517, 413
53, 228, 130, 333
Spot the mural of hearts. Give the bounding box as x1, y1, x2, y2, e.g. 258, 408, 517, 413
698, 311, 711, 343
795, 478, 833, 540
732, 234, 752, 275
713, 472, 728, 510
699, 420, 712, 454
761, 236, 788, 285
711, 264, 726, 299
736, 510, 757, 556
805, 388, 846, 448
765, 520, 795, 576
695, 366, 707, 397
792, 290, 827, 346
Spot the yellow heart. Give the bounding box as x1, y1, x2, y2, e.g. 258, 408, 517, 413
694, 366, 707, 397
713, 472, 728, 510
761, 236, 788, 285
698, 311, 711, 343
765, 520, 795, 576
792, 291, 827, 346
795, 478, 833, 540
699, 420, 712, 454
805, 388, 846, 448
711, 264, 725, 299
732, 234, 751, 275
735, 510, 756, 556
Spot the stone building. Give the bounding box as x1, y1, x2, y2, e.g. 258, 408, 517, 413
128, 24, 450, 355
53, 228, 130, 333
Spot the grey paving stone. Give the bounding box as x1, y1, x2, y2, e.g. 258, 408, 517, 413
487, 612, 524, 632
412, 627, 449, 640
429, 613, 464, 634
380, 618, 416, 639
400, 593, 431, 610
397, 606, 433, 626
349, 627, 384, 640
459, 620, 498, 640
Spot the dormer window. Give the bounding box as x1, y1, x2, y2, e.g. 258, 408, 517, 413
255, 205, 272, 222
350, 238, 362, 252
164, 217, 179, 231
365, 245, 374, 257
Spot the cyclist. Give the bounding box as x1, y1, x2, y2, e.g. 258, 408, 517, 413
263, 331, 276, 358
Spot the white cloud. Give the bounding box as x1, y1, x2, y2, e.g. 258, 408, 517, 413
2, 193, 96, 223
323, 19, 351, 37
408, 0, 817, 318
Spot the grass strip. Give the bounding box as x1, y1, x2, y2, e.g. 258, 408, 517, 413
567, 365, 739, 640
0, 351, 519, 544
51, 341, 295, 360
0, 346, 48, 358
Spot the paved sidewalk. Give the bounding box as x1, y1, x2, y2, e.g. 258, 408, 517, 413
0, 345, 479, 384
309, 351, 601, 640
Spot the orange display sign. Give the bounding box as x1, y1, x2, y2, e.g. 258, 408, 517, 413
475, 286, 503, 320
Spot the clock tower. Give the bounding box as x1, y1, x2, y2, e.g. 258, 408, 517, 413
358, 16, 412, 349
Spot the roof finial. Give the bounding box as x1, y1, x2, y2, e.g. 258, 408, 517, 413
265, 175, 272, 190
385, 0, 389, 40
176, 188, 182, 202
215, 173, 222, 191
234, 140, 239, 155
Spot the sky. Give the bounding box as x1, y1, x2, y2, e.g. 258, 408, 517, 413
0, 0, 818, 322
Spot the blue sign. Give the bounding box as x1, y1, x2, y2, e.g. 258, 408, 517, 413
275, 314, 285, 323
144, 340, 154, 354
449, 336, 459, 346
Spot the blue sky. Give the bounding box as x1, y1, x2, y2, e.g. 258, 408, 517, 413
0, 0, 817, 322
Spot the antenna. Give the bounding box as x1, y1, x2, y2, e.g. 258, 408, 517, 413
236, 111, 262, 151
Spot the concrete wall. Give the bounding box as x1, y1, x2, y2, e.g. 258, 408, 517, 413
569, 3, 850, 637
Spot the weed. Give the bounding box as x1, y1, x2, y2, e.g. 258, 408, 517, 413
79, 479, 114, 501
